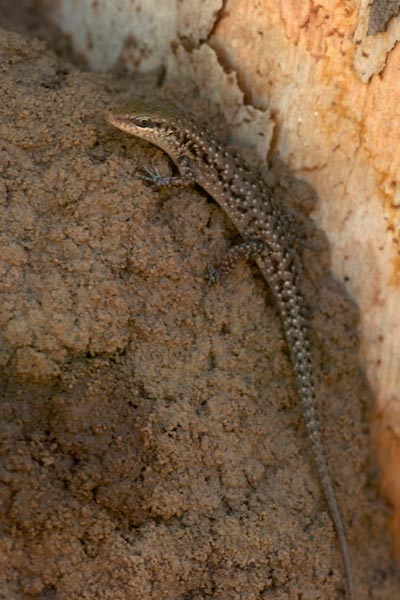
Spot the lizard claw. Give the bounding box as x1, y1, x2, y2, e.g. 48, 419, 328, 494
198, 266, 221, 310
141, 165, 161, 178
139, 166, 167, 189
205, 266, 221, 286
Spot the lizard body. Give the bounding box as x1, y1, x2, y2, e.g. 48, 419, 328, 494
107, 100, 354, 599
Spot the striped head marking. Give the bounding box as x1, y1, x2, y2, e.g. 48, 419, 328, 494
107, 99, 183, 153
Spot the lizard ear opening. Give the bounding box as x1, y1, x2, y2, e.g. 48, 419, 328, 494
133, 116, 154, 128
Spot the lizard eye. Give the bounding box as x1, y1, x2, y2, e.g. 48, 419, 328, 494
133, 116, 154, 128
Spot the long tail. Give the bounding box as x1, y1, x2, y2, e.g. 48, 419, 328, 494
264, 257, 355, 599
300, 385, 354, 600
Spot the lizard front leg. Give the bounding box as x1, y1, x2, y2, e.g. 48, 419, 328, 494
140, 155, 196, 189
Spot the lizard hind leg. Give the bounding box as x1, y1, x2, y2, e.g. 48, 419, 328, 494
207, 238, 266, 284
200, 239, 266, 309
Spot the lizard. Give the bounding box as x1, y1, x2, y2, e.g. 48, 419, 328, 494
106, 99, 355, 599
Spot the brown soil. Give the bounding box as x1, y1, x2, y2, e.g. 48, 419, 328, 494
0, 6, 399, 599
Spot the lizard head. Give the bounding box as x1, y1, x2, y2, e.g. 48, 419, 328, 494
107, 99, 183, 151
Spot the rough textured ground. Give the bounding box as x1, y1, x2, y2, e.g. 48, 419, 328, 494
0, 11, 399, 600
